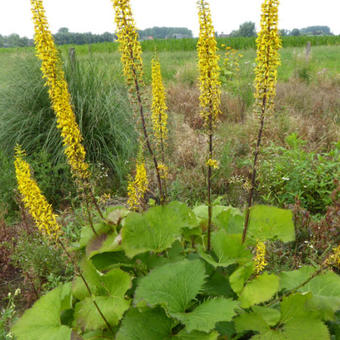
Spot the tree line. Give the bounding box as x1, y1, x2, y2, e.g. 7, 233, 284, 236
219, 22, 334, 38
0, 24, 334, 48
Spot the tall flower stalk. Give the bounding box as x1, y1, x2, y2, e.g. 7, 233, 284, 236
242, 0, 282, 243
30, 0, 89, 181
30, 0, 104, 226
112, 0, 164, 203
127, 144, 149, 211
14, 146, 61, 241
14, 145, 113, 333
197, 0, 221, 251
151, 56, 168, 196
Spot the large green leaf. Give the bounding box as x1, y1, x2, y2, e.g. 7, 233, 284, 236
281, 270, 340, 320
299, 271, 340, 320
72, 259, 132, 300
229, 263, 254, 295
104, 206, 129, 225
280, 293, 317, 323
239, 273, 280, 308
90, 251, 133, 271
234, 311, 270, 334
199, 231, 252, 268
116, 308, 174, 340
193, 205, 228, 225
172, 298, 238, 332
86, 232, 122, 259
247, 205, 295, 243
278, 294, 330, 339
74, 296, 130, 331
12, 284, 72, 340
202, 270, 235, 297
235, 307, 280, 334
283, 318, 330, 340
214, 207, 244, 234
279, 266, 316, 291
174, 330, 219, 340
237, 293, 331, 339
134, 259, 206, 313
74, 223, 111, 250
122, 201, 197, 258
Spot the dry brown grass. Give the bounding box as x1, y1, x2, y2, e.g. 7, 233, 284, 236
167, 84, 247, 130
276, 78, 340, 151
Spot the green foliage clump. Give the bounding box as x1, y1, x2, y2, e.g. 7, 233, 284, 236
0, 53, 137, 192
258, 134, 340, 214
10, 202, 340, 339
11, 231, 73, 292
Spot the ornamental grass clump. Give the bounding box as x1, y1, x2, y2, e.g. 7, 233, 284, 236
197, 0, 221, 250
242, 0, 282, 242
112, 0, 164, 203
30, 0, 89, 181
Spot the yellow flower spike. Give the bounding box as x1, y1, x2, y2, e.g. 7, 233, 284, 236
112, 0, 144, 90
325, 245, 340, 268
127, 147, 149, 210
30, 0, 89, 180
197, 0, 221, 128
151, 57, 168, 146
206, 159, 219, 169
14, 146, 61, 241
254, 241, 268, 274
157, 163, 169, 180
254, 0, 282, 115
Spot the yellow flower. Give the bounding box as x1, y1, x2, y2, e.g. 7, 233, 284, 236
157, 163, 169, 180
206, 159, 219, 169
254, 0, 282, 114
197, 0, 221, 128
112, 0, 144, 90
30, 0, 89, 180
151, 57, 168, 146
127, 149, 148, 210
254, 241, 267, 274
325, 245, 340, 268
14, 146, 61, 240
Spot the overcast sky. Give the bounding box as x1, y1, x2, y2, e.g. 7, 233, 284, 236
0, 0, 339, 38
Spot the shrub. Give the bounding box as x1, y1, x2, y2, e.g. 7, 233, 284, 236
258, 133, 340, 214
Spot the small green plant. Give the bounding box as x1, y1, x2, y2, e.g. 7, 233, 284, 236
258, 134, 340, 214
10, 231, 74, 297
0, 289, 20, 340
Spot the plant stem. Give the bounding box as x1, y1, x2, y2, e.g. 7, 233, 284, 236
242, 94, 266, 243
58, 240, 114, 334
84, 191, 98, 237
87, 184, 104, 220
131, 66, 164, 204
207, 131, 213, 251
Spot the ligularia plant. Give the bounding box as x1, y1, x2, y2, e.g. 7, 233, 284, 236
112, 0, 165, 203
197, 0, 221, 250
10, 0, 340, 339
242, 0, 282, 242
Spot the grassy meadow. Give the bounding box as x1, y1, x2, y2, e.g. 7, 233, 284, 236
0, 37, 339, 338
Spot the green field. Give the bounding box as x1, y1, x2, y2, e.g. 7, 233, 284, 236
1, 35, 340, 56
